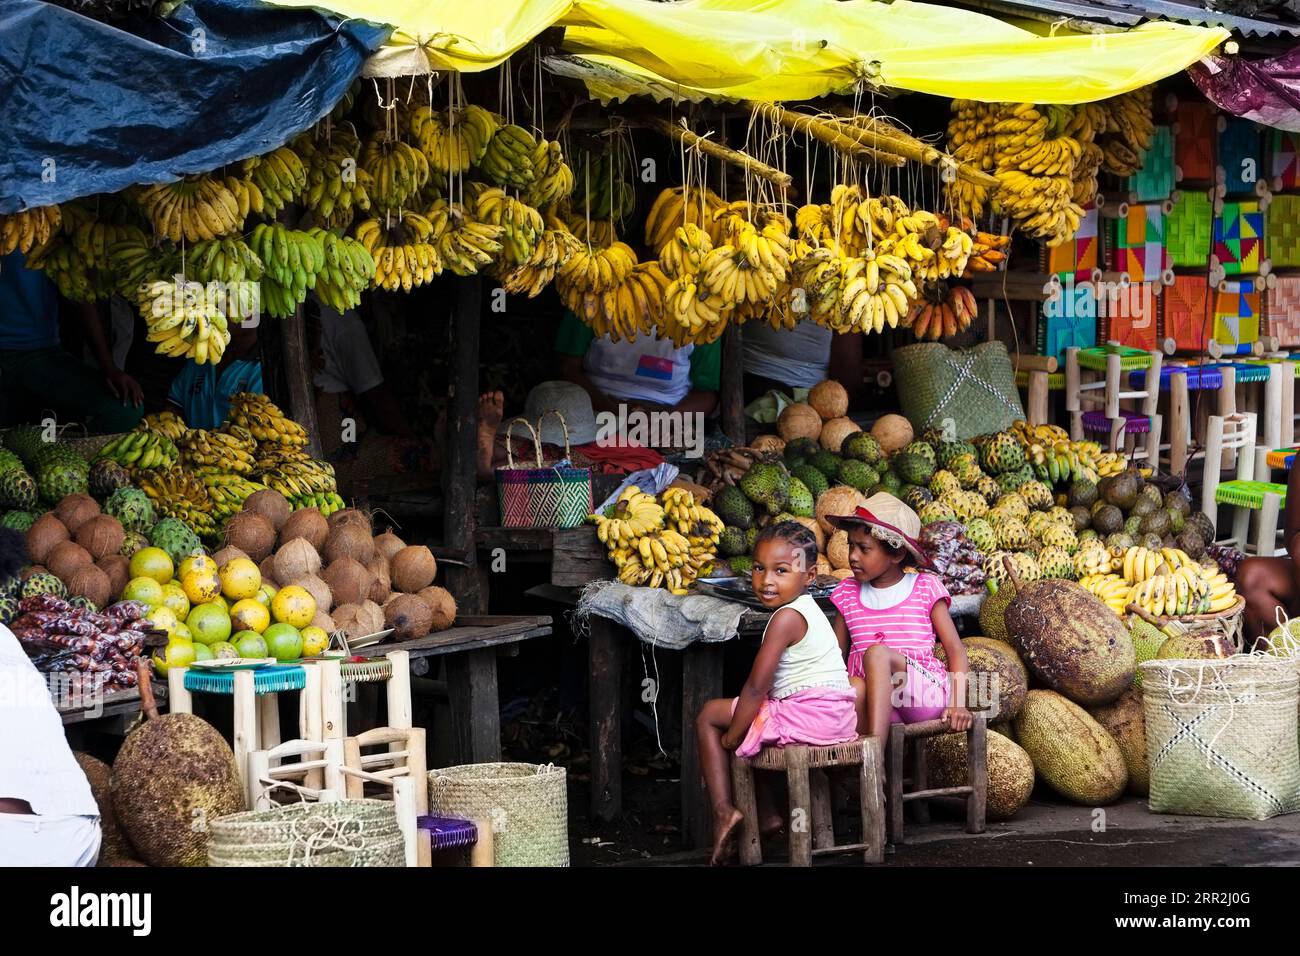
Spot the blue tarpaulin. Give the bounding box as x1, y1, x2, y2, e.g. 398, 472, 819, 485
0, 0, 390, 214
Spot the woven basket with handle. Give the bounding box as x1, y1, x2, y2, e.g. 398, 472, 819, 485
207, 799, 405, 867
495, 411, 592, 529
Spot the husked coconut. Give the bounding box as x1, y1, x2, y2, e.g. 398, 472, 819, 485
26, 514, 69, 564
211, 546, 249, 569
417, 586, 457, 630
273, 539, 321, 585
871, 413, 914, 453
55, 494, 100, 534
750, 435, 786, 455
323, 523, 374, 565
777, 403, 822, 442
224, 511, 276, 562
279, 508, 329, 551
97, 554, 130, 598
819, 416, 861, 452
311, 609, 337, 633
815, 486, 867, 536
808, 380, 849, 420
243, 488, 291, 531
329, 508, 372, 535
367, 554, 391, 604
333, 600, 384, 642
372, 531, 406, 562
815, 554, 832, 576
792, 516, 826, 552
321, 557, 372, 606
75, 514, 125, 560
391, 545, 437, 593
827, 530, 850, 570
67, 565, 112, 608
258, 556, 278, 587
291, 574, 332, 614
47, 541, 93, 582
385, 593, 433, 640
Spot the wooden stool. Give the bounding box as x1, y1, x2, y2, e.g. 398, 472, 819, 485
731, 737, 885, 867
1065, 344, 1163, 460
1012, 354, 1062, 426
417, 815, 495, 867
886, 717, 987, 846
342, 726, 430, 866
1131, 364, 1225, 475
1203, 412, 1285, 556
246, 737, 346, 809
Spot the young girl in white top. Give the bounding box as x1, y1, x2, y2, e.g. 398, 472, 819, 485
695, 521, 857, 864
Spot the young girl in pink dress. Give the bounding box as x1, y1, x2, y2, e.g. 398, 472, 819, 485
828, 494, 972, 746
696, 521, 858, 865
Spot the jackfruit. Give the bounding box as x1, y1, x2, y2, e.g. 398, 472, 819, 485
1014, 690, 1127, 805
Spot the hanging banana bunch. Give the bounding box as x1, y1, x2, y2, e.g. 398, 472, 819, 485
494, 226, 584, 299
409, 104, 497, 175
472, 187, 544, 267
353, 213, 441, 292
0, 205, 62, 256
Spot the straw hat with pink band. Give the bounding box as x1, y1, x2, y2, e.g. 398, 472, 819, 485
826, 493, 932, 569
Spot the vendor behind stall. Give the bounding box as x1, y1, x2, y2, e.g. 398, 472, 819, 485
742, 324, 865, 406
166, 321, 261, 430
0, 250, 143, 432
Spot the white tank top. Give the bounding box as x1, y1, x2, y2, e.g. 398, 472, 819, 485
767, 593, 852, 699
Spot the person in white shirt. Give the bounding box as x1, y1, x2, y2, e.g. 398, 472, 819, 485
742, 325, 865, 405
0, 529, 102, 866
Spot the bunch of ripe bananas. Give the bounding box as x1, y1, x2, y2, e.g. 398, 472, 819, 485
1081, 551, 1234, 617
573, 147, 637, 224
179, 429, 257, 476
908, 285, 977, 340
0, 205, 62, 255
230, 393, 310, 447
495, 226, 585, 299
1061, 104, 1108, 204
203, 472, 267, 522
1025, 438, 1103, 484
592, 487, 715, 594
26, 235, 104, 302
472, 187, 544, 266
133, 174, 245, 243
662, 487, 724, 543
428, 199, 504, 277
659, 223, 729, 345
408, 104, 497, 175
258, 457, 337, 498
249, 223, 325, 318
360, 134, 430, 211
288, 491, 347, 516
1118, 546, 1200, 584
135, 467, 218, 538
564, 213, 619, 251
353, 214, 440, 292
877, 216, 973, 284
294, 124, 372, 230
696, 215, 793, 313
67, 220, 142, 273
242, 146, 305, 217
135, 410, 188, 443
836, 251, 916, 334
189, 237, 264, 285
522, 139, 575, 209
478, 125, 540, 190
95, 431, 180, 471
644, 186, 727, 254
137, 278, 232, 365
945, 100, 999, 219
991, 105, 1084, 246
962, 227, 1011, 275
1098, 89, 1155, 177
557, 241, 667, 342
251, 443, 310, 475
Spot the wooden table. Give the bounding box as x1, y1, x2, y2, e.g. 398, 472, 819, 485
352, 614, 553, 765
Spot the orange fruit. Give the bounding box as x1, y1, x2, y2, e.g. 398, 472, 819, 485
271, 585, 316, 628
187, 602, 233, 646
129, 547, 174, 585
181, 567, 222, 605
219, 558, 261, 600
230, 598, 270, 634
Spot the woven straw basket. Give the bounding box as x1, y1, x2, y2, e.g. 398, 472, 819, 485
1142, 656, 1300, 820
207, 799, 406, 867
427, 763, 569, 866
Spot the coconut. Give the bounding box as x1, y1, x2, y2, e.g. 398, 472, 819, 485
273, 538, 322, 584
815, 486, 867, 536
279, 508, 328, 551
818, 416, 861, 452
311, 609, 337, 633
258, 556, 278, 587
385, 593, 433, 640
55, 494, 100, 534
21, 565, 47, 581
97, 554, 130, 598
224, 511, 275, 562
777, 403, 822, 442
830, 568, 854, 580
827, 530, 851, 570
333, 601, 384, 642
815, 554, 832, 576
417, 586, 457, 630
792, 516, 826, 552
66, 565, 111, 608
74, 514, 125, 561
391, 545, 437, 593
367, 554, 391, 604
211, 546, 249, 569
809, 380, 850, 420
329, 508, 372, 535
47, 541, 93, 582
243, 488, 291, 531
26, 514, 69, 564
291, 574, 332, 614
323, 523, 374, 566
321, 557, 372, 606
871, 413, 914, 453
373, 531, 406, 562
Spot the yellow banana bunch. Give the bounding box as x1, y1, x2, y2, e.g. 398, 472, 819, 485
136, 277, 232, 366
294, 123, 371, 230
834, 250, 917, 335
556, 240, 637, 298
1126, 564, 1216, 618
180, 429, 257, 475
0, 205, 62, 255
135, 410, 188, 443
425, 199, 503, 277
1099, 89, 1155, 177
136, 467, 217, 536
260, 458, 337, 499
472, 187, 544, 266
523, 138, 575, 209
592, 486, 666, 546
945, 100, 1000, 219
353, 214, 440, 292
230, 393, 310, 447
495, 225, 584, 299
360, 134, 430, 211
568, 261, 670, 344
1073, 543, 1114, 579
644, 186, 727, 253
1079, 571, 1132, 616
25, 234, 103, 302
658, 223, 713, 280
133, 174, 244, 243
696, 218, 792, 313
409, 104, 496, 175
241, 146, 306, 217
478, 124, 539, 190
1010, 421, 1070, 446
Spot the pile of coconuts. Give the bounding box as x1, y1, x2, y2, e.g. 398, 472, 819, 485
221, 489, 457, 642
25, 494, 131, 608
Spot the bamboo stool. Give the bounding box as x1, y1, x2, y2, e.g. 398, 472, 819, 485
343, 726, 430, 866
246, 737, 346, 810
1130, 364, 1225, 476
731, 737, 886, 867
1012, 353, 1063, 426
1203, 412, 1285, 556
1065, 345, 1163, 460
886, 717, 987, 846
312, 650, 412, 740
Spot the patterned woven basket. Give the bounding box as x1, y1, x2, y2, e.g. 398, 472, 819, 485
495, 413, 592, 530
1141, 656, 1300, 820
892, 341, 1023, 441
427, 763, 569, 867
207, 799, 405, 867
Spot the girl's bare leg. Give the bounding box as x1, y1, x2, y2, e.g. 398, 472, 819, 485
696, 698, 745, 865
850, 675, 868, 735
864, 644, 908, 748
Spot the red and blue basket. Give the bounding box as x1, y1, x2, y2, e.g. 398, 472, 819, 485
495, 412, 592, 529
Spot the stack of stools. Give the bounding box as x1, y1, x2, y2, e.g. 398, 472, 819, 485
1065, 344, 1163, 461
1012, 354, 1064, 426
1128, 364, 1224, 476
1203, 412, 1286, 556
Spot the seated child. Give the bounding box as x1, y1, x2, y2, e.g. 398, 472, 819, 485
828, 494, 972, 745
695, 521, 858, 864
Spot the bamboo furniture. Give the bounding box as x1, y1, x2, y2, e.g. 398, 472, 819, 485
886, 717, 988, 846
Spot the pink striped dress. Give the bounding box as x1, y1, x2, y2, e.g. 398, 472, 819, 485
829, 572, 950, 708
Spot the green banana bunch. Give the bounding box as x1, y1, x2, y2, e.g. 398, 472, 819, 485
188, 237, 264, 286
477, 124, 539, 190
250, 223, 325, 319
204, 472, 266, 521
96, 430, 179, 470
108, 232, 179, 298
243, 146, 307, 217
295, 123, 373, 231
290, 491, 346, 516
307, 227, 374, 312
573, 147, 636, 223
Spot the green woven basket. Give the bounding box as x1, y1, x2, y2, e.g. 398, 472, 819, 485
1215, 479, 1288, 509
893, 341, 1024, 442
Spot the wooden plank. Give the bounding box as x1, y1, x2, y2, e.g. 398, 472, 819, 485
59, 685, 168, 725
475, 527, 554, 551
447, 647, 500, 764
552, 526, 610, 587
350, 618, 553, 659
588, 615, 625, 822
721, 324, 746, 444
442, 275, 483, 614
785, 748, 813, 867
970, 272, 1053, 303
680, 641, 725, 849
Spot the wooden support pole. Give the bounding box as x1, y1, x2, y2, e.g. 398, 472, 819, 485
681, 642, 725, 849
447, 648, 500, 765
588, 616, 625, 823
721, 324, 746, 445
827, 107, 1000, 189
747, 102, 906, 169
646, 117, 793, 189
281, 305, 323, 458
443, 276, 484, 614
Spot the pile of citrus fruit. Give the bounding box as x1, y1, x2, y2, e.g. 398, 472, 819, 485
125, 546, 330, 674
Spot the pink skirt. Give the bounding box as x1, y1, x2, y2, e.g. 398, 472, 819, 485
730, 687, 859, 759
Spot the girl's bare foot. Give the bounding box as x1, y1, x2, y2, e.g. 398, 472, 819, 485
476, 391, 504, 479
709, 806, 745, 866
760, 814, 785, 838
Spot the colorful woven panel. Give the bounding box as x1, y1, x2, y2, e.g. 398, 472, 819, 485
1166, 190, 1213, 267
1081, 408, 1151, 434
1266, 194, 1300, 268
1267, 447, 1298, 470
1214, 278, 1262, 347
1129, 126, 1175, 202
1162, 274, 1213, 352
1270, 129, 1300, 191
1217, 117, 1262, 196
1046, 202, 1099, 277
1039, 275, 1097, 364
1268, 275, 1300, 348
1175, 100, 1216, 182
1114, 203, 1169, 283
1213, 201, 1264, 275
1104, 281, 1159, 351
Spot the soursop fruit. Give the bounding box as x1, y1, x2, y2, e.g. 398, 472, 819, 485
0, 509, 37, 532
836, 459, 876, 494
37, 461, 89, 504
0, 468, 37, 510
148, 517, 202, 565
714, 486, 756, 530
105, 487, 155, 534
3, 425, 45, 465
792, 464, 829, 500
718, 527, 748, 557
88, 458, 130, 498
22, 570, 67, 599
786, 478, 815, 518
739, 462, 791, 515
841, 432, 884, 467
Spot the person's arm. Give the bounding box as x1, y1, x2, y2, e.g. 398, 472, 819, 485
832, 612, 850, 661
670, 388, 718, 416
932, 600, 973, 731
828, 331, 865, 406
71, 301, 142, 406
720, 607, 805, 750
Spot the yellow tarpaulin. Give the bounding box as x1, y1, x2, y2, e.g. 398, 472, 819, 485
266, 0, 1229, 104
